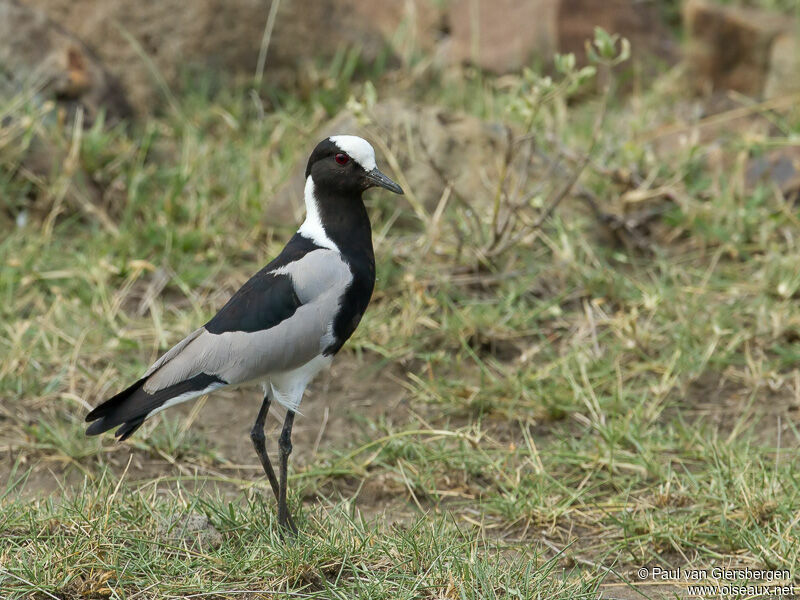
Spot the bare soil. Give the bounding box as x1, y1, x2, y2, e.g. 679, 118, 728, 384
3, 353, 798, 597
670, 371, 800, 446
1, 353, 411, 514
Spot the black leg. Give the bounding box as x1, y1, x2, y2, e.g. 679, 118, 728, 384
250, 392, 281, 502
278, 409, 297, 534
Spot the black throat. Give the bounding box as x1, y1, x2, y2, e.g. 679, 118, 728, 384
308, 179, 376, 355
311, 181, 373, 264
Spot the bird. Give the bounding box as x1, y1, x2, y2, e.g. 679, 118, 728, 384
85, 135, 404, 533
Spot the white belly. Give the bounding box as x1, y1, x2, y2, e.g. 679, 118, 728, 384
265, 354, 334, 412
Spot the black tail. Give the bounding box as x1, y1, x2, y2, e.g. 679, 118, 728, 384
85, 373, 225, 441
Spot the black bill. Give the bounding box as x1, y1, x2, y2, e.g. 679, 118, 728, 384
365, 168, 404, 195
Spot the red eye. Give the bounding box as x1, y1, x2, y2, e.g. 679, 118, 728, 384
334, 153, 350, 165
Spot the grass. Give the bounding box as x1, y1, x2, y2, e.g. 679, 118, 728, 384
3, 467, 598, 599
2, 28, 800, 599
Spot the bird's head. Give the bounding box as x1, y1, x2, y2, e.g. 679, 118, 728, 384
305, 135, 404, 197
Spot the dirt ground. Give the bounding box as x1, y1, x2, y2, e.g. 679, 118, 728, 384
5, 351, 798, 511
2, 354, 416, 519
3, 348, 798, 600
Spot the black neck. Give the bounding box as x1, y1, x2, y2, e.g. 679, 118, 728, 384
314, 187, 377, 356
316, 188, 374, 264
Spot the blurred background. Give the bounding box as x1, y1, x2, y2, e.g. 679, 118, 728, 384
1, 0, 800, 598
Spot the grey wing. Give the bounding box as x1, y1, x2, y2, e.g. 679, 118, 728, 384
142, 327, 205, 378
143, 249, 352, 392
85, 248, 352, 439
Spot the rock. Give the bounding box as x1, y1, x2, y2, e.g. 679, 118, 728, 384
556, 0, 676, 66
17, 0, 438, 115
267, 100, 515, 226
12, 0, 676, 115
447, 0, 559, 73
158, 513, 223, 548
445, 0, 675, 73
746, 146, 800, 204
0, 0, 132, 124
0, 0, 131, 230
347, 0, 444, 55
18, 0, 268, 113
764, 33, 800, 99
684, 0, 794, 97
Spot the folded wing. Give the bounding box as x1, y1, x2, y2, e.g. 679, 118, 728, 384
85, 246, 352, 439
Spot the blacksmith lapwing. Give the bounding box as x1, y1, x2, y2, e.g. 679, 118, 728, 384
86, 135, 403, 533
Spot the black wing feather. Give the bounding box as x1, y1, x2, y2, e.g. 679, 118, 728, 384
205, 272, 301, 334
85, 233, 323, 439
85, 373, 225, 438
204, 233, 321, 334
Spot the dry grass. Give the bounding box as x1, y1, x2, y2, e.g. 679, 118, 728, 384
2, 29, 800, 599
